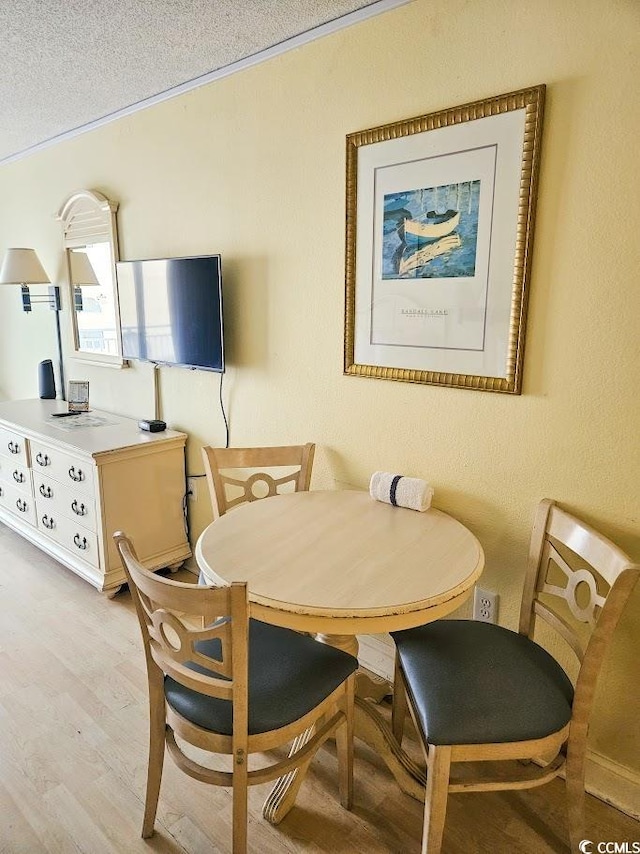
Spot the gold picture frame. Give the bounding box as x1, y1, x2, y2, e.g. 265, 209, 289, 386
344, 85, 545, 394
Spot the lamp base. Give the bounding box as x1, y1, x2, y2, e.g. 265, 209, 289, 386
38, 360, 56, 400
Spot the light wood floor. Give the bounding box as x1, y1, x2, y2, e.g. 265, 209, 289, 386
1, 524, 638, 853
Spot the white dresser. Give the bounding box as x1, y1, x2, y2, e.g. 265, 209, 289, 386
0, 399, 191, 596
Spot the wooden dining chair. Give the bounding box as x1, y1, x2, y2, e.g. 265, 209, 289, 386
114, 530, 356, 854
202, 443, 315, 520
390, 498, 639, 853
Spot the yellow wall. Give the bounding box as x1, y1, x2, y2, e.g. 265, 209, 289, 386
1, 0, 639, 783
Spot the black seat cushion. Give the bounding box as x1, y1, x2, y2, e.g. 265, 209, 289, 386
165, 619, 358, 736
392, 620, 574, 746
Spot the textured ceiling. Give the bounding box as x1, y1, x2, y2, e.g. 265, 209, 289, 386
0, 0, 407, 164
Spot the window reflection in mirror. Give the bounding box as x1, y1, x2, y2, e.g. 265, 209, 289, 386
56, 189, 124, 367
71, 244, 119, 356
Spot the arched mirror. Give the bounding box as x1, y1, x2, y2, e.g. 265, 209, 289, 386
56, 189, 125, 366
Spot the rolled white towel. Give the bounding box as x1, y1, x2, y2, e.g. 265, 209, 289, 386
369, 471, 433, 512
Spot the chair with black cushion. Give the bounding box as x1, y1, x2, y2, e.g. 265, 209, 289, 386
202, 443, 315, 521
114, 531, 356, 854
390, 498, 639, 853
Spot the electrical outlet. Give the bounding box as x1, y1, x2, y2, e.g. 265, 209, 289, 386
187, 477, 198, 501
473, 587, 498, 623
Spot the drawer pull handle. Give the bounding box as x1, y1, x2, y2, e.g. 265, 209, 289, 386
8, 441, 20, 455
41, 514, 55, 530
71, 499, 87, 516
0, 486, 3, 497
12, 470, 25, 484
35, 452, 50, 466
39, 484, 53, 498
68, 466, 85, 483
16, 498, 28, 513
73, 533, 88, 550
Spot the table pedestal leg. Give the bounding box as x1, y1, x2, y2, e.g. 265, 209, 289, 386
354, 696, 426, 802
262, 634, 357, 824
261, 634, 425, 824
356, 669, 391, 702
262, 727, 317, 824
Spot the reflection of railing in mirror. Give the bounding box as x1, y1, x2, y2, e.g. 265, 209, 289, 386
121, 325, 175, 363
78, 325, 119, 354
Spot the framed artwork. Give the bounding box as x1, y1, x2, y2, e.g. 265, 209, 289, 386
68, 380, 90, 412
344, 85, 545, 393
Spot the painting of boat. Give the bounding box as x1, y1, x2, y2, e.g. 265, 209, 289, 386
404, 209, 460, 241
398, 233, 461, 276
382, 180, 480, 279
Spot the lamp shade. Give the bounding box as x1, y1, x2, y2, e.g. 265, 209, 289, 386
69, 250, 99, 286
0, 248, 51, 285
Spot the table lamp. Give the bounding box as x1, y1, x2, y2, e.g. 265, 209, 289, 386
69, 249, 99, 311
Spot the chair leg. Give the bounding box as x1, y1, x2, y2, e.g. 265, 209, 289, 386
336, 676, 355, 810
142, 677, 166, 838
391, 653, 408, 746
422, 745, 452, 854
232, 751, 249, 854
566, 735, 586, 851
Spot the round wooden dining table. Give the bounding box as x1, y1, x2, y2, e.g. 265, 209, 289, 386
196, 489, 484, 821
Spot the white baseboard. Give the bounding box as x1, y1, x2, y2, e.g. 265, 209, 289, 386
586, 750, 640, 820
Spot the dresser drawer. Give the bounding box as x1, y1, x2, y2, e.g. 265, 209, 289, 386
0, 481, 36, 526
33, 472, 97, 532
0, 426, 28, 465
35, 503, 99, 568
0, 458, 32, 495
30, 441, 95, 495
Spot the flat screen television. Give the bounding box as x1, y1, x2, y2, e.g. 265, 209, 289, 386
116, 255, 224, 372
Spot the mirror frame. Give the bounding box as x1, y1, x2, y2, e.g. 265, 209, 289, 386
56, 189, 126, 367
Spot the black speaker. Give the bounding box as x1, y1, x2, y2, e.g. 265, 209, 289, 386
38, 360, 56, 400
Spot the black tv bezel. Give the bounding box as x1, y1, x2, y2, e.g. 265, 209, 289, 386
115, 253, 225, 373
